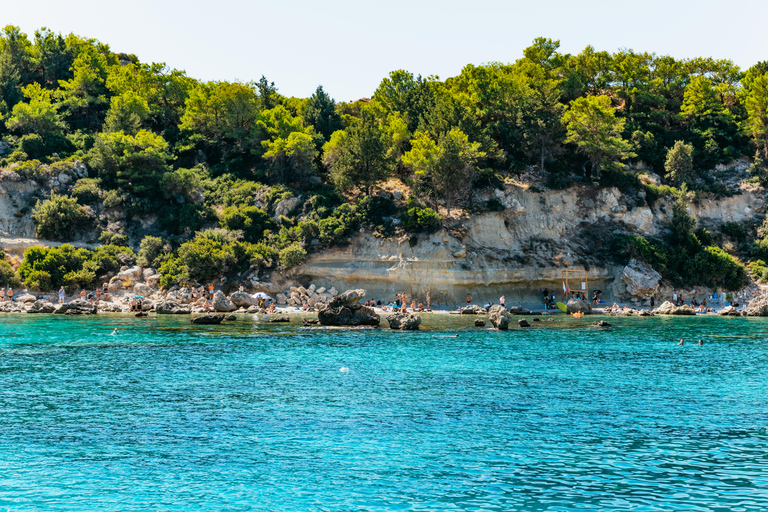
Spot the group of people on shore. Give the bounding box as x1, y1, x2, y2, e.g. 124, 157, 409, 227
0, 287, 13, 302
380, 291, 431, 313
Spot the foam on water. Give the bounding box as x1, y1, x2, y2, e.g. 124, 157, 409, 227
1, 314, 767, 511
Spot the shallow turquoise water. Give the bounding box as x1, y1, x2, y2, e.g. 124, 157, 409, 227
1, 314, 767, 511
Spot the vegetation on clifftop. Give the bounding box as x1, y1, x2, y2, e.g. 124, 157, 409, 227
1, 26, 767, 290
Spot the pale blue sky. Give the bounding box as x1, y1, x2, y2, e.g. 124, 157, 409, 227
4, 0, 767, 101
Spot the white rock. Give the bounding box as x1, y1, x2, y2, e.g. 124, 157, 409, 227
622, 258, 661, 299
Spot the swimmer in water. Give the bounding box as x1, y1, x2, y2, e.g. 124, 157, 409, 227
698, 339, 703, 345
111, 328, 119, 335
678, 339, 684, 345
432, 334, 459, 338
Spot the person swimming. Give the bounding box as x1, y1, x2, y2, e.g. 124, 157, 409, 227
678, 339, 684, 345
698, 339, 703, 345
111, 328, 119, 336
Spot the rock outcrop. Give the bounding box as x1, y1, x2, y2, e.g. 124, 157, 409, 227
26, 300, 56, 313
212, 291, 236, 312
16, 293, 37, 303
386, 313, 421, 330
461, 305, 487, 315
718, 306, 742, 316
53, 300, 97, 315
654, 301, 696, 316
155, 301, 191, 314
474, 319, 486, 327
592, 320, 612, 327
191, 314, 225, 324
230, 292, 258, 307
566, 299, 592, 314
518, 319, 530, 327
744, 296, 768, 316
488, 305, 512, 330
317, 289, 380, 326
621, 258, 661, 299
264, 315, 290, 323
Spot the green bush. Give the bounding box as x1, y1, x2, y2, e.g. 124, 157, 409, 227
23, 269, 52, 291
357, 196, 397, 224
63, 268, 96, 289
99, 231, 129, 246
643, 183, 678, 207
18, 244, 90, 290
19, 134, 46, 159
71, 178, 103, 204
87, 244, 136, 274
32, 192, 89, 240
485, 198, 505, 212
401, 206, 442, 233
317, 203, 359, 244
279, 242, 307, 269
176, 232, 237, 282
694, 246, 746, 290
137, 236, 171, 268
0, 260, 21, 288
219, 206, 276, 242
102, 189, 126, 208
160, 203, 216, 235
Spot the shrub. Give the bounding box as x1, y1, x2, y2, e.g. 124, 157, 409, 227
99, 231, 129, 246
694, 246, 746, 290
219, 206, 276, 243
0, 260, 21, 288
317, 203, 359, 244
357, 195, 397, 224
160, 203, 216, 235
485, 198, 505, 212
23, 269, 52, 291
401, 206, 442, 233
279, 242, 307, 269
19, 134, 46, 159
176, 233, 237, 282
70, 178, 103, 204
137, 236, 171, 268
63, 268, 96, 289
32, 192, 89, 240
87, 244, 136, 274
158, 256, 186, 288
18, 244, 90, 290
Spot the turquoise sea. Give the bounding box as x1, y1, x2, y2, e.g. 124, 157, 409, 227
1, 313, 767, 511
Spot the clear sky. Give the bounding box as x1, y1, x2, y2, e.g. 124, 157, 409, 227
4, 0, 767, 102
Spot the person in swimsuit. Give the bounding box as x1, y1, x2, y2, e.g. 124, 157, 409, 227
466, 293, 472, 306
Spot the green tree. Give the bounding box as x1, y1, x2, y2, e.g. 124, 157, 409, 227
263, 130, 319, 187
103, 90, 150, 134
743, 73, 768, 160
219, 206, 276, 243
562, 95, 635, 178
32, 192, 89, 240
33, 28, 74, 88
5, 82, 66, 137
324, 109, 393, 194
664, 141, 694, 186
301, 85, 342, 142
55, 45, 114, 130
88, 129, 173, 196
402, 128, 484, 204
279, 242, 307, 269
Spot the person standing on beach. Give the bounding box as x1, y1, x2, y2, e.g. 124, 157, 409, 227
208, 284, 214, 300
58, 286, 65, 304
650, 295, 655, 309
0, 288, 5, 302
7, 288, 12, 302
426, 291, 431, 311
466, 293, 472, 306
500, 295, 506, 310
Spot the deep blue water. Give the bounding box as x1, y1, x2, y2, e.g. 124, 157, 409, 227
1, 313, 767, 511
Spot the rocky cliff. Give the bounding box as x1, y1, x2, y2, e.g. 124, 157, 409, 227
298, 182, 766, 307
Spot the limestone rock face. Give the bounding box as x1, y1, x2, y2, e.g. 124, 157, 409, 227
212, 290, 236, 312
26, 300, 56, 313
566, 299, 592, 314
133, 283, 152, 297
488, 305, 512, 330
718, 306, 742, 316
274, 196, 301, 221
622, 258, 661, 299
53, 300, 97, 315
654, 301, 696, 315
191, 314, 225, 324
744, 296, 768, 316
386, 313, 421, 330
156, 301, 191, 314
230, 292, 258, 307
318, 289, 380, 326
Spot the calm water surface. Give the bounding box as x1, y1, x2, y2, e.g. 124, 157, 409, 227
1, 313, 767, 511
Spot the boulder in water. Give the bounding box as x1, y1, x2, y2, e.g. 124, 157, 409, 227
566, 299, 592, 314
744, 295, 768, 316
488, 305, 512, 330
654, 301, 695, 316
387, 313, 421, 330
474, 319, 486, 327
718, 306, 742, 316
318, 289, 380, 326
212, 291, 236, 312
191, 314, 225, 324
26, 300, 56, 314
518, 318, 530, 328
155, 301, 191, 314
